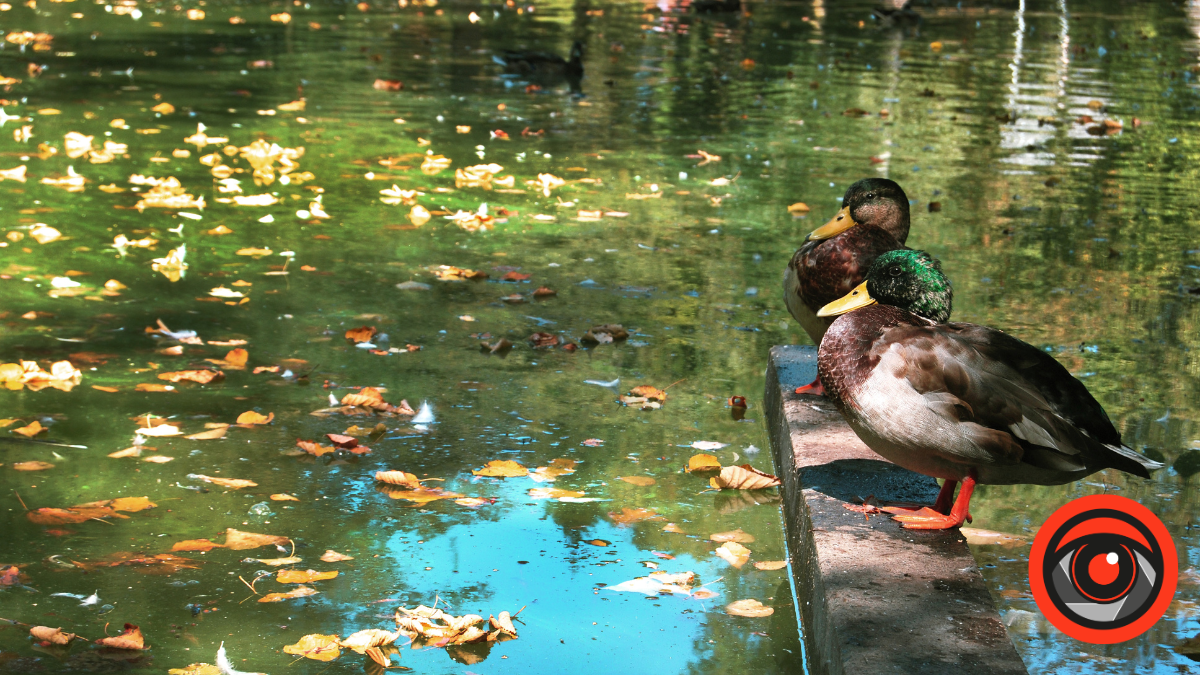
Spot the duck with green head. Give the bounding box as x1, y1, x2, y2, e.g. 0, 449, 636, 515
784, 178, 911, 396
816, 249, 1163, 529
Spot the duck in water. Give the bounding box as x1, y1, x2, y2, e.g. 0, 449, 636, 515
815, 249, 1163, 529
783, 178, 911, 396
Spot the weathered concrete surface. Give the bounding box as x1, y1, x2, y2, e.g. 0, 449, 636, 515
766, 345, 1027, 675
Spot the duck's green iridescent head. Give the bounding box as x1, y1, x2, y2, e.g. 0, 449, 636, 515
816, 249, 953, 323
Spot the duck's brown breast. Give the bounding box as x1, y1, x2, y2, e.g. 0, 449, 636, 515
796, 225, 904, 311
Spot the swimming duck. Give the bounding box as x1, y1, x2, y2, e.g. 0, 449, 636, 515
783, 178, 911, 396
816, 249, 1163, 529
493, 41, 585, 81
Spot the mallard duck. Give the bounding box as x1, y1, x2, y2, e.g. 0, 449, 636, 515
493, 41, 585, 81
783, 178, 911, 395
815, 249, 1163, 529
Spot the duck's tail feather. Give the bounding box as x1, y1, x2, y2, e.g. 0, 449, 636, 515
1104, 444, 1163, 479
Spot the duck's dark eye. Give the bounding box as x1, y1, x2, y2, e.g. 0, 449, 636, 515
865, 192, 877, 200
889, 266, 902, 277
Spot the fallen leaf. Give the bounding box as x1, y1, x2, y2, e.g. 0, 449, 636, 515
223, 527, 288, 550
27, 506, 125, 525
186, 425, 229, 440
528, 487, 589, 501
531, 458, 577, 481
108, 447, 142, 458
606, 570, 696, 596
13, 461, 54, 471
754, 560, 788, 571
629, 385, 666, 400
377, 486, 463, 504
158, 370, 223, 384
527, 332, 559, 348
282, 633, 340, 661
320, 550, 354, 562
585, 539, 610, 547
95, 624, 146, 650
270, 494, 300, 501
726, 599, 773, 617
236, 410, 273, 425
691, 441, 728, 451
171, 539, 225, 552
710, 529, 755, 543
960, 527, 1028, 548
787, 202, 810, 214
608, 508, 663, 525
168, 664, 221, 675
136, 423, 182, 437
582, 324, 629, 344
714, 541, 751, 568
709, 464, 781, 490
687, 454, 721, 472
13, 420, 44, 437
619, 476, 656, 487
92, 385, 120, 393
472, 460, 528, 478
142, 455, 174, 463
581, 438, 604, 447
375, 470, 421, 489
75, 496, 156, 513
345, 326, 377, 343
250, 556, 303, 566
297, 439, 335, 456
662, 523, 685, 534
260, 583, 319, 598
189, 474, 256, 489
339, 629, 399, 653
30, 626, 76, 645
278, 569, 339, 583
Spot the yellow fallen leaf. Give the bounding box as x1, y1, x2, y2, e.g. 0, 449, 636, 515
30, 625, 76, 645
270, 493, 300, 501
754, 560, 788, 571
191, 474, 256, 489
619, 476, 656, 487
686, 454, 721, 472
13, 420, 44, 437
236, 410, 273, 425
223, 528, 288, 550
609, 508, 663, 525
339, 629, 399, 653
709, 528, 755, 543
714, 541, 750, 568
283, 633, 339, 661
259, 586, 317, 603
320, 550, 353, 562
787, 202, 810, 213
12, 461, 54, 471
277, 569, 338, 583
136, 423, 182, 437
472, 460, 528, 478
186, 426, 228, 440
108, 447, 142, 458
726, 598, 773, 617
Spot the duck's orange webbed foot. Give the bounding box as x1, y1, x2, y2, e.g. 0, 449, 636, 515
888, 476, 976, 530
794, 378, 825, 397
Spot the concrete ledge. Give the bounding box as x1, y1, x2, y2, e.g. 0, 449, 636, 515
766, 345, 1028, 675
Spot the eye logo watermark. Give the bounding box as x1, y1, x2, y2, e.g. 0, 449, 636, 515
1029, 494, 1177, 644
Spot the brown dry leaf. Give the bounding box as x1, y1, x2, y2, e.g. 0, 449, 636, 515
236, 411, 273, 425
136, 423, 182, 437
190, 474, 257, 489
30, 626, 76, 645
531, 458, 577, 481
787, 202, 811, 214
320, 550, 354, 562
608, 508, 663, 525
754, 560, 788, 571
581, 324, 629, 344
70, 496, 156, 513
270, 494, 300, 501
95, 624, 146, 650
431, 265, 487, 281
158, 370, 223, 384
339, 629, 399, 653
13, 420, 44, 437
297, 439, 335, 456
250, 556, 303, 566
455, 497, 491, 507
528, 487, 586, 501
377, 486, 463, 504
662, 523, 686, 534
472, 460, 528, 478
959, 527, 1028, 548
27, 506, 125, 525
108, 447, 142, 458
714, 541, 751, 568
363, 647, 391, 667
375, 470, 421, 489
135, 383, 174, 392
345, 326, 376, 343
92, 385, 120, 393
143, 455, 174, 463
619, 476, 656, 487
223, 528, 287, 550
259, 586, 318, 603
171, 539, 225, 552
710, 529, 755, 544
222, 348, 249, 367
629, 385, 667, 400
13, 461, 54, 471
186, 426, 228, 440
726, 599, 773, 617
277, 569, 339, 584
687, 454, 721, 472
710, 464, 781, 490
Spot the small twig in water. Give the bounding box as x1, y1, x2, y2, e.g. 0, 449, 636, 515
13, 491, 28, 511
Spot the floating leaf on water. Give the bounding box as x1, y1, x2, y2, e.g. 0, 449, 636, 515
714, 541, 751, 568
249, 556, 303, 567
472, 460, 528, 478
754, 560, 788, 571
375, 470, 421, 489
13, 461, 54, 471
608, 508, 663, 525
709, 464, 780, 490
259, 586, 318, 602
158, 370, 222, 384
320, 550, 354, 562
94, 623, 146, 650
710, 529, 755, 544
619, 476, 656, 487
726, 599, 773, 617
189, 474, 256, 489
339, 629, 399, 653
222, 527, 287, 550
168, 664, 221, 675
282, 633, 340, 662
687, 454, 721, 472
270, 494, 300, 501
171, 539, 225, 552
277, 569, 338, 583
30, 626, 76, 645
235, 410, 273, 425
186, 426, 228, 440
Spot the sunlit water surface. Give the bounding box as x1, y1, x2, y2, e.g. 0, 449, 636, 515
0, 0, 1199, 673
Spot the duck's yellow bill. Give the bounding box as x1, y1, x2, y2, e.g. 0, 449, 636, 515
817, 280, 876, 317
805, 205, 856, 241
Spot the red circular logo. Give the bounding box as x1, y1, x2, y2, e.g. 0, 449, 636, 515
1029, 494, 1177, 644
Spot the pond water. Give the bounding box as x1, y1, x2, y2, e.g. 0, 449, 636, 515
0, 0, 1198, 673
